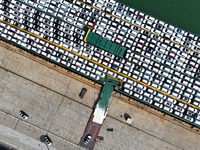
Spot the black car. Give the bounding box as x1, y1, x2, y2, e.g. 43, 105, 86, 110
84, 134, 91, 144
79, 88, 87, 99
44, 135, 52, 145
19, 110, 29, 119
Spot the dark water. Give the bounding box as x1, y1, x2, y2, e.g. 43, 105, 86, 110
116, 0, 200, 36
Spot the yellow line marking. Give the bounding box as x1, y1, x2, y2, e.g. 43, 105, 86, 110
76, 0, 200, 55
1, 19, 199, 110
105, 74, 121, 82
84, 29, 91, 43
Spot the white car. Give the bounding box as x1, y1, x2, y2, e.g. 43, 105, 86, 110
104, 57, 114, 64
104, 52, 115, 59
187, 106, 197, 113
174, 105, 185, 113
61, 60, 70, 67
76, 61, 86, 69
102, 61, 111, 68
1, 33, 11, 40
133, 93, 143, 99
117, 75, 127, 82
133, 87, 143, 95
166, 97, 177, 104
87, 62, 97, 69
95, 70, 105, 77
136, 83, 146, 90
113, 61, 123, 68
19, 110, 29, 119
122, 70, 131, 76
85, 66, 95, 73
50, 56, 61, 63
153, 96, 163, 103
21, 43, 31, 50
78, 57, 88, 64
94, 52, 104, 59
80, 69, 90, 76
107, 71, 117, 78
92, 56, 102, 64
97, 66, 107, 73
164, 101, 174, 108
174, 111, 183, 117
94, 47, 104, 55
163, 106, 173, 113
123, 83, 133, 90
90, 73, 100, 80
194, 120, 200, 126
143, 97, 153, 104
184, 115, 194, 122
124, 88, 133, 95
31, 47, 41, 54
41, 51, 51, 58
154, 102, 163, 108
68, 53, 78, 60
71, 65, 80, 72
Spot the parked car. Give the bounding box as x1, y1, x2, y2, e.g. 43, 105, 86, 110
163, 106, 173, 113
143, 97, 153, 104
153, 102, 163, 108
174, 111, 183, 117
84, 134, 91, 144
44, 135, 52, 145
123, 83, 133, 90
79, 88, 87, 99
90, 73, 100, 80
183, 115, 194, 122
19, 110, 29, 119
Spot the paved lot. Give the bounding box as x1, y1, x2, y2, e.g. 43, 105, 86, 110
0, 124, 55, 150
106, 97, 200, 150
0, 43, 200, 150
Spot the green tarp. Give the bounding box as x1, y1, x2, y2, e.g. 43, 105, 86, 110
85, 32, 127, 58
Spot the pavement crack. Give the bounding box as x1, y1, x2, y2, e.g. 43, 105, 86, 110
13, 119, 19, 130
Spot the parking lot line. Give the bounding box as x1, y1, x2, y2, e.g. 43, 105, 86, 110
1, 19, 199, 111
76, 0, 200, 55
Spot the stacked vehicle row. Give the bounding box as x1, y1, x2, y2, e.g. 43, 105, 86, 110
92, 0, 200, 53
1, 0, 200, 126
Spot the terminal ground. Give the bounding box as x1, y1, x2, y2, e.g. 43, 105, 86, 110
0, 43, 200, 149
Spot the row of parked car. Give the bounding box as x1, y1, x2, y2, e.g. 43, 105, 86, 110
91, 0, 200, 52
11, 0, 200, 56
2, 0, 199, 88
41, 0, 200, 82
126, 49, 200, 89
0, 21, 101, 80
10, 0, 200, 55
90, 8, 200, 72
0, 0, 86, 45
93, 20, 200, 80
123, 81, 199, 123
24, 0, 97, 29
13, 0, 199, 58
1, 0, 200, 126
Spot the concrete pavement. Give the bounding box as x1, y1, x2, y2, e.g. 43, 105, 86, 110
0, 42, 200, 150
